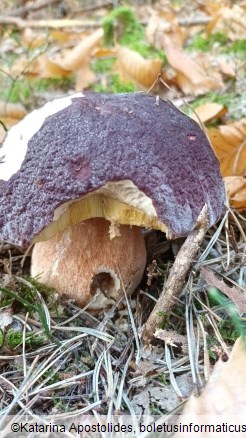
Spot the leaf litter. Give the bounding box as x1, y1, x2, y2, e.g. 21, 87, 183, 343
0, 208, 246, 426
0, 0, 246, 432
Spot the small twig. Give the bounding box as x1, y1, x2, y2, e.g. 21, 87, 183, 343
0, 16, 102, 29
141, 205, 208, 344
71, 1, 114, 14
0, 13, 211, 30
178, 16, 211, 27
3, 0, 62, 18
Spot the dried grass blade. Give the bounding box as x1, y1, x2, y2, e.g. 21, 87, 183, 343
197, 211, 228, 266
165, 343, 183, 398
115, 348, 133, 411
92, 351, 105, 404
185, 295, 198, 388
29, 369, 93, 396
0, 355, 39, 421
121, 279, 141, 364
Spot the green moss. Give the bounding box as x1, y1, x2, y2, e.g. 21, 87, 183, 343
103, 7, 144, 47
0, 293, 14, 308
171, 0, 182, 6
23, 275, 55, 296
34, 77, 74, 91
156, 311, 169, 329
0, 279, 54, 339
187, 91, 246, 122
3, 78, 32, 103
92, 57, 116, 74
5, 329, 47, 350
207, 287, 244, 338
6, 329, 22, 349
188, 91, 233, 111
229, 39, 246, 54
189, 32, 246, 57
53, 400, 68, 411
43, 370, 60, 385
217, 319, 240, 343
29, 333, 47, 347
126, 40, 166, 61
1, 76, 74, 104
150, 403, 165, 415
92, 73, 136, 93
103, 6, 165, 61
189, 32, 229, 52
158, 374, 168, 385
190, 93, 242, 124
208, 347, 217, 361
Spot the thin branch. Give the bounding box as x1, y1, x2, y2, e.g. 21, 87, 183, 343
3, 0, 62, 18
0, 14, 211, 29
140, 205, 208, 344
0, 17, 102, 28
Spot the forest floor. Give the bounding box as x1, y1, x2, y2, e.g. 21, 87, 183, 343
0, 0, 246, 435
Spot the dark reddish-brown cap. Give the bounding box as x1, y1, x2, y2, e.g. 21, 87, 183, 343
0, 92, 226, 247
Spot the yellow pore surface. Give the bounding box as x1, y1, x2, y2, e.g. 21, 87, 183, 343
33, 194, 167, 243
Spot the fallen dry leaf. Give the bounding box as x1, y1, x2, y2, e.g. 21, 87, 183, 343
21, 28, 48, 49
164, 47, 222, 95
36, 54, 71, 78
132, 384, 180, 416
207, 118, 246, 177
155, 328, 188, 354
49, 28, 103, 71
202, 1, 226, 16
22, 28, 87, 48
201, 267, 246, 314
24, 28, 103, 80
191, 102, 227, 124
0, 102, 27, 144
0, 101, 27, 119
2, 55, 36, 78
216, 55, 236, 78
207, 5, 246, 41
146, 10, 185, 50
224, 176, 246, 210
173, 337, 246, 437
49, 29, 83, 44
75, 64, 96, 91
137, 359, 159, 377
93, 47, 116, 58
116, 46, 163, 89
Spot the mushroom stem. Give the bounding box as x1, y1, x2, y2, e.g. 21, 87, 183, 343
141, 205, 208, 344
31, 218, 146, 309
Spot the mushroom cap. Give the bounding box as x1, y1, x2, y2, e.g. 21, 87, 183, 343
0, 92, 225, 247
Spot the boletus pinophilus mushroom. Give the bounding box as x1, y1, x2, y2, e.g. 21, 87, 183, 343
0, 92, 226, 312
